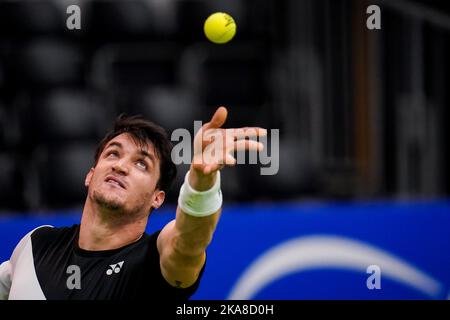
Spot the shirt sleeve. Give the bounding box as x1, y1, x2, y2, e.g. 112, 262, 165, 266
0, 261, 12, 300
0, 225, 53, 300
147, 230, 206, 300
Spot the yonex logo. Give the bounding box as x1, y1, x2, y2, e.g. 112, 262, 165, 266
106, 261, 124, 275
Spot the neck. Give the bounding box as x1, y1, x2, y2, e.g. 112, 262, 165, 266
79, 198, 148, 251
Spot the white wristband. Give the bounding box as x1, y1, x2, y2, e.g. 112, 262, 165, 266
178, 170, 223, 217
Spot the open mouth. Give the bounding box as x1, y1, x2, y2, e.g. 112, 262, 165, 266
105, 176, 126, 189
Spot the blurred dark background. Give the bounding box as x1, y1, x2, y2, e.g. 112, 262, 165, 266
0, 0, 449, 212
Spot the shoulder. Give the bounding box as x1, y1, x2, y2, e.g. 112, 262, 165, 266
31, 224, 79, 257
11, 225, 79, 263
10, 225, 53, 264
31, 224, 78, 243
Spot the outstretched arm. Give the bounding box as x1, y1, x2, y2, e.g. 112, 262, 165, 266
157, 107, 266, 288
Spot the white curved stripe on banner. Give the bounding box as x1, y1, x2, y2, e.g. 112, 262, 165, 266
228, 235, 443, 299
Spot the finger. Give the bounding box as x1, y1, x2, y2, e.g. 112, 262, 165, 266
204, 106, 228, 130
228, 139, 264, 152
230, 127, 268, 140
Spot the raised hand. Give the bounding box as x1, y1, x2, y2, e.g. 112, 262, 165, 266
191, 106, 267, 177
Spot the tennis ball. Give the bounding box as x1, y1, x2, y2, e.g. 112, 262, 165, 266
203, 12, 237, 44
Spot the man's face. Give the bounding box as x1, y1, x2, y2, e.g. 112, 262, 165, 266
85, 133, 165, 217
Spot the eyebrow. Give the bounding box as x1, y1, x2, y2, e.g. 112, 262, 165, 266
105, 141, 156, 166
139, 149, 156, 167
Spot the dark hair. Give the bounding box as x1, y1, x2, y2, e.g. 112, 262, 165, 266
94, 114, 177, 193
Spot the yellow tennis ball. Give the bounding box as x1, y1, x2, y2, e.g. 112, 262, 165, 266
203, 12, 237, 44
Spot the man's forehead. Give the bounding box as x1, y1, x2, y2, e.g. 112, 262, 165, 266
107, 133, 156, 154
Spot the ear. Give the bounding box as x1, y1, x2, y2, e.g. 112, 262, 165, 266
85, 168, 95, 187
151, 190, 166, 210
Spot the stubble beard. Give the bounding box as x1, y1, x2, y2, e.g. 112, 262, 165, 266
91, 188, 149, 221
92, 189, 124, 212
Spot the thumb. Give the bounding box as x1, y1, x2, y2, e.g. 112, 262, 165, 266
204, 106, 228, 130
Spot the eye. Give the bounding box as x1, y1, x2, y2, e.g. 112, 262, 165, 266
106, 150, 119, 158
136, 160, 147, 170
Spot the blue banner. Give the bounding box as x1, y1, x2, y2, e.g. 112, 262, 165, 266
1, 200, 449, 299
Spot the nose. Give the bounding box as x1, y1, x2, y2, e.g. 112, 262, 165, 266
112, 159, 128, 175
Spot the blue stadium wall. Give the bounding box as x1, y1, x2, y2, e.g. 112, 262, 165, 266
1, 200, 449, 300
